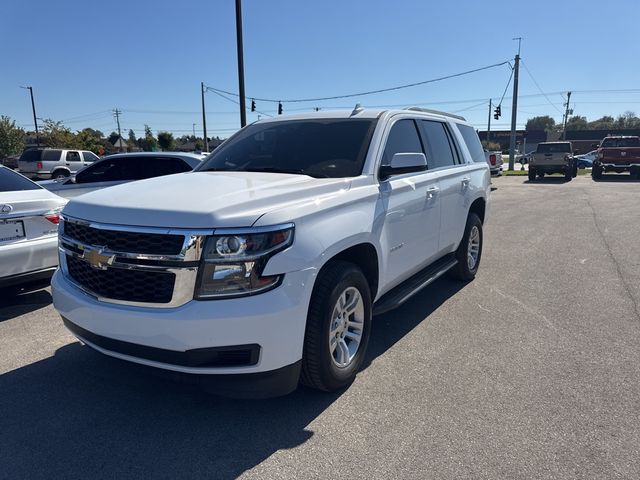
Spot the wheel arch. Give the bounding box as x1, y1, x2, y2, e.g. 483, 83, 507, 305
469, 196, 486, 224
316, 242, 380, 300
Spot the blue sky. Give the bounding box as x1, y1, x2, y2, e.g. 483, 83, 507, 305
2, 0, 640, 139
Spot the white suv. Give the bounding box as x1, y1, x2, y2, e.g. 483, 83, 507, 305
18, 148, 99, 180
52, 107, 491, 397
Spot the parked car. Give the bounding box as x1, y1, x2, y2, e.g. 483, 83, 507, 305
528, 142, 577, 181
1, 154, 20, 169
484, 150, 503, 175
52, 107, 490, 398
18, 148, 99, 180
39, 152, 204, 199
0, 166, 66, 289
575, 149, 597, 169
592, 136, 640, 179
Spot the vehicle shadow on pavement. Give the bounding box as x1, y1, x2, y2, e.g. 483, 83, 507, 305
524, 177, 571, 184
592, 175, 640, 183
0, 286, 52, 322
0, 278, 463, 479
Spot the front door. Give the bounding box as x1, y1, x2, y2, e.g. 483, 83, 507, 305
378, 119, 441, 290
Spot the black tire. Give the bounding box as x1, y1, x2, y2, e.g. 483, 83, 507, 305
52, 169, 70, 180
450, 213, 483, 282
528, 168, 536, 181
301, 261, 372, 392
564, 168, 572, 181
538, 172, 545, 179
592, 165, 603, 180
572, 163, 578, 177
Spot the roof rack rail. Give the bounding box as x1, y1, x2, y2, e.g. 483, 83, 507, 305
403, 107, 466, 121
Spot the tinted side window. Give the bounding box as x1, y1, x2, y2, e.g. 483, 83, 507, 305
0, 167, 41, 192
137, 158, 192, 178
83, 152, 100, 162
382, 119, 423, 166
419, 120, 456, 169
456, 124, 485, 163
75, 157, 133, 183
19, 149, 42, 162
66, 151, 81, 162
41, 150, 62, 162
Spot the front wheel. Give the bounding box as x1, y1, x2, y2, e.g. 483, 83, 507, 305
564, 168, 572, 181
450, 213, 483, 282
572, 163, 578, 177
528, 168, 536, 181
301, 261, 372, 392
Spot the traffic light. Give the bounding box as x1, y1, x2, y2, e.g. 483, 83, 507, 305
278, 101, 283, 115
497, 105, 501, 116
494, 111, 499, 120
251, 99, 256, 112
494, 105, 501, 120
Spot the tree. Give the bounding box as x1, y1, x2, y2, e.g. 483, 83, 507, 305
0, 115, 25, 158
613, 111, 640, 129
41, 119, 79, 148
141, 124, 157, 151
157, 131, 175, 151
525, 116, 556, 132
588, 116, 615, 130
481, 140, 501, 151
565, 116, 588, 131
76, 128, 106, 153
127, 129, 138, 151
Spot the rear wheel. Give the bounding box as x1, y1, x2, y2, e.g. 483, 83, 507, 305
564, 168, 572, 181
450, 213, 483, 282
592, 165, 603, 180
528, 168, 536, 181
301, 261, 372, 392
52, 169, 70, 180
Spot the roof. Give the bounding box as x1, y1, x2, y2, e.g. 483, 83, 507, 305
256, 107, 468, 124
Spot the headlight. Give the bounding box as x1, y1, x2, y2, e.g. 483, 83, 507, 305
195, 224, 294, 299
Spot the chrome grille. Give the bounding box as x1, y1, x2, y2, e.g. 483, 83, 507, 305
59, 216, 211, 308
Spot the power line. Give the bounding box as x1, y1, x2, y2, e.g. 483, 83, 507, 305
497, 66, 514, 106
520, 60, 564, 115
208, 89, 273, 117
205, 60, 512, 103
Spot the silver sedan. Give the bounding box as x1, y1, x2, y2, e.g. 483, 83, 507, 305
0, 166, 67, 289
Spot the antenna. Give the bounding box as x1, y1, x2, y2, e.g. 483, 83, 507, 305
351, 103, 364, 116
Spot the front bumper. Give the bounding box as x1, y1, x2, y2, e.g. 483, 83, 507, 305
52, 267, 316, 376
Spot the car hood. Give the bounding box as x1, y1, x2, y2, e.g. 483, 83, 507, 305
62, 171, 353, 228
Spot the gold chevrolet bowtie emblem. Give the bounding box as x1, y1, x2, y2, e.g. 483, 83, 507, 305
82, 246, 115, 270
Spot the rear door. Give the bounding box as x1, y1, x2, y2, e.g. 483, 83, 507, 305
417, 119, 470, 253
81, 151, 100, 166
64, 151, 83, 173
378, 118, 441, 290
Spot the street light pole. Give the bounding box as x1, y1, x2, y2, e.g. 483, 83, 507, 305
21, 86, 40, 147
508, 38, 522, 171
235, 0, 247, 127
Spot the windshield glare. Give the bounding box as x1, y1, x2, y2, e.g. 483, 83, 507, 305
197, 119, 377, 178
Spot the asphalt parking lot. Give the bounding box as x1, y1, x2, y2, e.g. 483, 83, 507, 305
1, 175, 639, 479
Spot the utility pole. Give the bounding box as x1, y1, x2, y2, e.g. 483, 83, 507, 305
192, 123, 196, 138
235, 0, 247, 127
113, 109, 123, 151
20, 86, 40, 147
561, 91, 572, 140
201, 82, 209, 152
508, 37, 522, 171
487, 99, 492, 143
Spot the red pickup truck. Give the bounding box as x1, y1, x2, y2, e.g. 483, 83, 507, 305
592, 136, 640, 179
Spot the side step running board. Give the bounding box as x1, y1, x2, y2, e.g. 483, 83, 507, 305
373, 254, 458, 316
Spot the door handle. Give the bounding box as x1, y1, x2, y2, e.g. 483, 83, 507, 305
426, 186, 439, 199
461, 177, 471, 188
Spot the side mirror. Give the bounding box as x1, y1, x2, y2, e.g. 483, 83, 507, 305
591, 143, 599, 149
379, 153, 427, 180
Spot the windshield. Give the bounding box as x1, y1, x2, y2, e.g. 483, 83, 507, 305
536, 143, 571, 154
197, 119, 377, 178
601, 137, 640, 148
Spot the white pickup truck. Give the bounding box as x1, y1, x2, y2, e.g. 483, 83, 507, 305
52, 107, 491, 397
